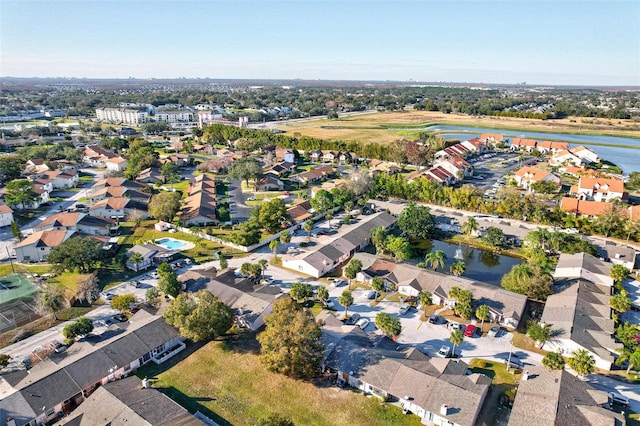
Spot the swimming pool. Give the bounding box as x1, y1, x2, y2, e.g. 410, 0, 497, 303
155, 237, 193, 251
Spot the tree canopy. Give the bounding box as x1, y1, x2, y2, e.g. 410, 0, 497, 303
164, 290, 234, 341
375, 312, 402, 337
158, 264, 181, 297
62, 317, 94, 340
4, 179, 39, 208
111, 294, 137, 313
397, 202, 435, 240
48, 237, 104, 273
258, 198, 290, 233
228, 158, 263, 185
149, 191, 182, 222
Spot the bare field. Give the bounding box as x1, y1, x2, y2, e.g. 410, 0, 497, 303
277, 110, 640, 144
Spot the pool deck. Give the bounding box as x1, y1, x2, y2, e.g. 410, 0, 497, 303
154, 237, 196, 252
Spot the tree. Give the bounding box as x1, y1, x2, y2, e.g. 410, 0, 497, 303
527, 321, 551, 347
47, 237, 104, 273
419, 291, 432, 315
462, 217, 478, 235
146, 286, 161, 304
542, 351, 566, 371
317, 286, 329, 302
450, 260, 466, 276
258, 297, 323, 379
75, 272, 99, 304
338, 290, 353, 317
269, 239, 280, 257
370, 226, 388, 255
4, 179, 39, 208
158, 269, 181, 298
0, 154, 25, 183
475, 305, 490, 329
160, 161, 180, 182
228, 219, 262, 246
62, 317, 94, 340
37, 285, 67, 320
626, 348, 640, 374
111, 294, 137, 313
279, 229, 291, 245
344, 258, 362, 288
219, 256, 229, 270
303, 220, 314, 240
450, 329, 464, 357
309, 189, 334, 213
375, 312, 402, 338
10, 221, 22, 241
482, 226, 504, 247
0, 354, 10, 369
148, 191, 182, 222
397, 203, 435, 240
425, 250, 447, 271
229, 158, 263, 187
371, 276, 385, 293
259, 198, 290, 233
609, 293, 631, 313
386, 236, 412, 262
258, 258, 268, 279
164, 290, 234, 341
129, 252, 144, 272
290, 281, 313, 303
610, 264, 630, 284
257, 413, 295, 426
568, 349, 595, 377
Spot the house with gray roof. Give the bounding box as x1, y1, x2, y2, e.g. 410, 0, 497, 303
541, 278, 622, 370
322, 325, 490, 426
553, 252, 614, 287
125, 243, 171, 271
0, 310, 184, 426
509, 366, 624, 426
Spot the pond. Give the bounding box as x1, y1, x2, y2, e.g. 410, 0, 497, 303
410, 239, 522, 287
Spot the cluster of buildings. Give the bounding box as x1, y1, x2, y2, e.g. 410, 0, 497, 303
95, 105, 249, 129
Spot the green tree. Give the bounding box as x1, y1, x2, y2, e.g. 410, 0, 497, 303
146, 286, 161, 304
309, 189, 334, 213
375, 312, 402, 338
370, 226, 388, 255
129, 252, 144, 272
279, 229, 291, 244
0, 154, 25, 184
317, 286, 329, 302
258, 297, 323, 379
258, 259, 268, 279
48, 237, 104, 273
338, 290, 353, 317
228, 219, 262, 246
303, 220, 314, 240
219, 256, 229, 270
290, 281, 313, 303
482, 226, 504, 247
450, 260, 466, 276
269, 239, 280, 257
4, 179, 39, 208
527, 321, 551, 347
37, 285, 67, 320
419, 291, 432, 316
10, 221, 23, 241
386, 236, 412, 262
450, 329, 464, 357
397, 202, 435, 240
158, 270, 181, 298
626, 348, 640, 374
344, 258, 362, 288
148, 191, 182, 222
425, 249, 447, 271
475, 305, 490, 329
462, 217, 478, 235
229, 158, 263, 187
371, 276, 385, 293
259, 198, 290, 233
111, 294, 137, 313
62, 317, 94, 340
568, 349, 595, 377
542, 351, 566, 371
160, 161, 180, 182
609, 293, 631, 313
0, 354, 11, 369
610, 264, 630, 284
164, 290, 234, 341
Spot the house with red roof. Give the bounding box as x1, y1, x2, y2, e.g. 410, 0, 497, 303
570, 176, 626, 202
509, 138, 537, 152
560, 197, 614, 218
460, 138, 487, 153
512, 166, 560, 192
480, 133, 504, 145
535, 140, 568, 154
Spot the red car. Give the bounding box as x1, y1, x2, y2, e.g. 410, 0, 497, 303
464, 324, 477, 337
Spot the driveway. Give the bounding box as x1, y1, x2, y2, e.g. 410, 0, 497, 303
228, 179, 251, 224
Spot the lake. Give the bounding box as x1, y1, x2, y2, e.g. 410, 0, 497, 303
410, 239, 522, 286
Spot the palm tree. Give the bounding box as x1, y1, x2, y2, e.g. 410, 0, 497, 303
450, 260, 466, 276
258, 259, 268, 280
269, 239, 279, 257
462, 217, 478, 235
627, 348, 640, 374
339, 290, 353, 318
419, 291, 432, 317
129, 252, 144, 272
450, 329, 464, 357
303, 220, 314, 241
37, 286, 67, 321
475, 305, 490, 330
425, 250, 447, 271
317, 286, 329, 302
568, 349, 595, 377
370, 226, 388, 255
542, 351, 566, 371
512, 263, 533, 284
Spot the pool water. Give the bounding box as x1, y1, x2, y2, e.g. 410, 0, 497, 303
155, 238, 190, 251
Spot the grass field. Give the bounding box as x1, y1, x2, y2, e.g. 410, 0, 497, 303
137, 332, 423, 426
468, 359, 520, 426
277, 110, 640, 145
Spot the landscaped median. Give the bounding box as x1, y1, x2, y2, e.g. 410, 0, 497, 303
136, 333, 423, 426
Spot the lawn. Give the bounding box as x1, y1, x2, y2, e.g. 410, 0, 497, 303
468, 359, 520, 426
0, 263, 52, 277
136, 332, 423, 426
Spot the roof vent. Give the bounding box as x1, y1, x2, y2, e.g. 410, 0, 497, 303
615, 253, 621, 259
440, 404, 449, 416
522, 370, 530, 381
142, 377, 150, 389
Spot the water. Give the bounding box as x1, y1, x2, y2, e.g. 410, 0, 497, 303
410, 239, 522, 286
155, 237, 189, 250
419, 124, 640, 174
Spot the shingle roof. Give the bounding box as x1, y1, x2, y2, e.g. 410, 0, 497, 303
14, 229, 73, 249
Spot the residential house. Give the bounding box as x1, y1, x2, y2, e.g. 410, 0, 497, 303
83, 145, 118, 167
24, 158, 50, 174
192, 144, 215, 155
90, 186, 151, 204
0, 204, 14, 227
535, 140, 569, 154
338, 152, 357, 163
509, 138, 537, 152
92, 177, 148, 192
180, 174, 218, 226
180, 268, 283, 330
460, 138, 487, 153
570, 176, 626, 202
423, 166, 456, 186
56, 376, 205, 426
550, 149, 583, 167
588, 239, 638, 270
265, 161, 296, 177
0, 311, 184, 426
105, 157, 128, 172
311, 179, 348, 198
290, 166, 335, 186
34, 212, 115, 236
89, 197, 150, 220
308, 149, 323, 162
13, 229, 75, 262
136, 167, 165, 184
282, 212, 396, 277
560, 197, 615, 218
126, 243, 171, 270
435, 156, 472, 178
275, 147, 295, 163
553, 252, 614, 287
48, 159, 79, 173
161, 153, 192, 167
42, 170, 79, 189
572, 146, 600, 164
479, 133, 504, 146
368, 159, 401, 174
321, 150, 340, 163
560, 165, 598, 177
255, 174, 284, 191
286, 199, 313, 224
512, 166, 560, 192
509, 366, 625, 426
322, 326, 491, 426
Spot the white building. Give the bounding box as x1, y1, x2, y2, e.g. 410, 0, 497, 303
154, 111, 194, 123
105, 157, 128, 172
95, 108, 148, 125
0, 204, 14, 227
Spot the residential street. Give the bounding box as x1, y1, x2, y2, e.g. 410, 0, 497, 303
227, 178, 251, 224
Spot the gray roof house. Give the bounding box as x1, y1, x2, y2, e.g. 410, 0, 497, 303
553, 252, 614, 287
509, 366, 624, 426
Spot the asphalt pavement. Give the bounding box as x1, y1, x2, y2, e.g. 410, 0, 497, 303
228, 179, 251, 224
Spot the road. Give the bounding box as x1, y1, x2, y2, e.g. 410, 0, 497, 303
227, 178, 251, 224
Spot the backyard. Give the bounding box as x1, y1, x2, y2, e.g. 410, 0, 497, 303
468, 358, 520, 426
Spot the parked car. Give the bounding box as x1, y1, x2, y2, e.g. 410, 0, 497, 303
247, 196, 257, 201
262, 277, 275, 285
608, 392, 630, 408
113, 314, 128, 322
447, 321, 464, 331
398, 303, 411, 315
100, 292, 116, 301
332, 278, 347, 287
345, 313, 361, 325
355, 318, 370, 330
488, 324, 501, 337
364, 290, 379, 300
51, 341, 67, 353
464, 324, 477, 337
429, 315, 441, 324
323, 299, 335, 309
436, 345, 452, 358
149, 271, 159, 279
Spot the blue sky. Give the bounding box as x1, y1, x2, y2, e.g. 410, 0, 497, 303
1, 0, 639, 85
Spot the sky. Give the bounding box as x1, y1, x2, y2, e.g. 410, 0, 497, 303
1, 0, 639, 86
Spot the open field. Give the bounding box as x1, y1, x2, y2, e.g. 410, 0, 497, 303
277, 110, 640, 144
137, 332, 423, 426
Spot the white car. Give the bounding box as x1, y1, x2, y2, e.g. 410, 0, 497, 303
437, 345, 451, 358
247, 196, 257, 201
355, 318, 370, 330
398, 303, 411, 315
323, 299, 335, 309
332, 278, 347, 287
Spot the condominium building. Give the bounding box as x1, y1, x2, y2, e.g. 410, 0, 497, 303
95, 107, 148, 125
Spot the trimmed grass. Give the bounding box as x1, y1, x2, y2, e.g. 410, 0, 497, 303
136, 333, 423, 426
49, 272, 90, 295
468, 359, 520, 426
0, 263, 52, 277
